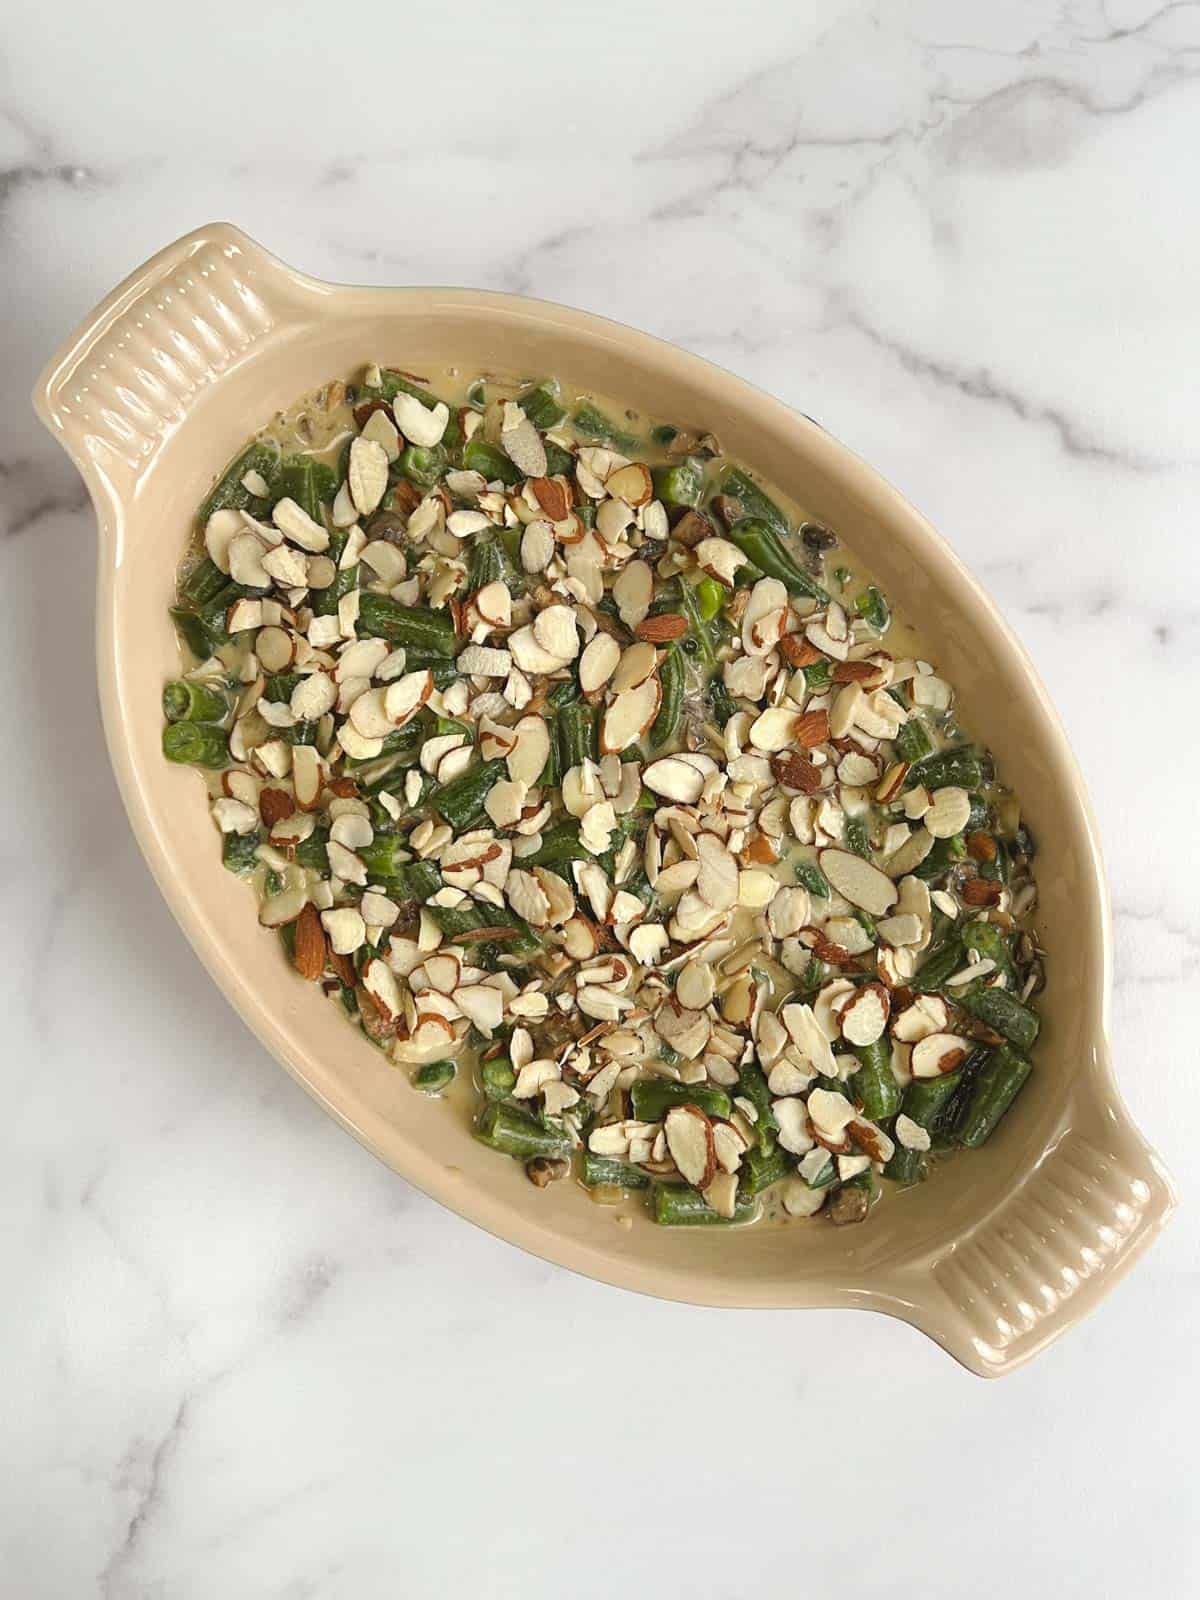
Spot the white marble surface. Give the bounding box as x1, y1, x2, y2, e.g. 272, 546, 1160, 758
3, 0, 1198, 1593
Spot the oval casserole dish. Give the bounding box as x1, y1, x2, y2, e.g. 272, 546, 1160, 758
33, 223, 1176, 1376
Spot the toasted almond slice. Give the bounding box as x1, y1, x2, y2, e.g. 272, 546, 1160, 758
227, 532, 270, 588
457, 644, 512, 678
456, 985, 505, 1036
675, 960, 714, 1010
226, 598, 264, 634
259, 867, 309, 928
290, 672, 336, 722
839, 982, 891, 1047
806, 1086, 857, 1141
500, 404, 547, 477
605, 462, 653, 507
924, 786, 972, 840
391, 392, 449, 447
272, 496, 330, 553
346, 437, 389, 518
911, 1032, 969, 1079
331, 812, 374, 851
361, 406, 401, 461
748, 707, 802, 753
507, 715, 552, 786
642, 755, 704, 804
611, 641, 658, 695
664, 1105, 716, 1189
819, 848, 898, 917
533, 604, 580, 662
508, 624, 569, 675
506, 867, 551, 927
211, 797, 258, 835
255, 626, 294, 673
600, 675, 660, 754
628, 922, 669, 965
288, 745, 322, 812
520, 521, 555, 574
694, 536, 744, 587
579, 632, 621, 694
338, 721, 384, 760
384, 669, 434, 726
895, 1113, 932, 1152
775, 1098, 815, 1156
348, 686, 394, 741
203, 508, 243, 574
612, 560, 653, 628
360, 540, 406, 587
362, 958, 402, 1020
696, 833, 739, 912
474, 581, 511, 631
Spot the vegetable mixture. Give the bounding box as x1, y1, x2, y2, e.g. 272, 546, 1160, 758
163, 365, 1043, 1227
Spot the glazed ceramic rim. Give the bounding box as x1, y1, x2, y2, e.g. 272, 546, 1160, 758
33, 224, 1177, 1375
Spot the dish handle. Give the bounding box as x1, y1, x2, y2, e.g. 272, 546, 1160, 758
908, 1068, 1176, 1377
31, 222, 316, 521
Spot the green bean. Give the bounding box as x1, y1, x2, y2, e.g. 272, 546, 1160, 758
629, 1079, 732, 1123
356, 594, 456, 655
735, 1062, 778, 1151
855, 586, 890, 632
523, 821, 581, 869
678, 577, 717, 669
804, 660, 832, 692
517, 381, 566, 431
717, 467, 789, 537
582, 1153, 650, 1191
462, 436, 522, 486
411, 1059, 456, 1095
695, 577, 724, 620
911, 937, 964, 995
739, 1144, 790, 1197
706, 676, 736, 728
652, 458, 704, 508
793, 860, 831, 898
312, 527, 358, 617
851, 1037, 901, 1121
650, 645, 685, 749
570, 401, 640, 453
894, 717, 933, 764
481, 1057, 517, 1101
162, 679, 228, 724
397, 444, 448, 487
913, 834, 967, 881
162, 721, 228, 768
276, 454, 336, 522
170, 607, 220, 661
956, 986, 1041, 1052
905, 747, 989, 793
802, 1154, 837, 1190
222, 829, 262, 875
368, 370, 444, 409
543, 441, 575, 477
557, 702, 597, 770
724, 519, 830, 604
178, 556, 229, 608
196, 440, 278, 527
357, 833, 409, 882
961, 921, 1018, 989
957, 1044, 1032, 1147
430, 758, 506, 831
476, 1103, 572, 1161
654, 1185, 758, 1226
293, 826, 330, 873
845, 816, 871, 860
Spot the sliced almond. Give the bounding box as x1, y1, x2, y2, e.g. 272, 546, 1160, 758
272, 496, 330, 553
642, 754, 705, 804
291, 903, 328, 980
203, 508, 243, 574
819, 848, 898, 917
255, 626, 295, 673
924, 786, 972, 840
910, 1032, 969, 1078
839, 982, 891, 1047
290, 672, 337, 722
695, 833, 739, 912
508, 716, 552, 786
579, 632, 621, 694
605, 462, 654, 506
228, 532, 270, 588
612, 560, 653, 628
611, 641, 659, 695
391, 392, 449, 448
664, 1105, 716, 1189
600, 676, 660, 754
384, 669, 434, 726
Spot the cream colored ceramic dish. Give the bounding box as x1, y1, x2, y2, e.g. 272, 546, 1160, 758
34, 223, 1175, 1375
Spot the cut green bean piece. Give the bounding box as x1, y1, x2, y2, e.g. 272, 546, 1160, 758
430, 759, 506, 831
481, 1057, 517, 1101
277, 454, 336, 522
570, 401, 640, 453
397, 443, 448, 487
961, 921, 1019, 989
170, 607, 220, 661
162, 679, 228, 724
905, 747, 989, 793
895, 716, 933, 764
476, 1103, 572, 1161
356, 594, 457, 655
718, 467, 789, 537
678, 577, 717, 669
855, 586, 890, 632
956, 985, 1040, 1052
724, 519, 830, 604
911, 938, 964, 995
161, 721, 228, 768
462, 436, 522, 486
793, 860, 831, 898
556, 702, 597, 770
178, 556, 229, 608
740, 1144, 790, 1197
650, 645, 684, 749
957, 1045, 1033, 1147
629, 1079, 732, 1123
654, 1185, 759, 1226
652, 457, 704, 508
851, 1037, 901, 1121
517, 381, 566, 431
196, 441, 278, 527
413, 1059, 456, 1095
736, 1062, 778, 1150
582, 1153, 650, 1191
222, 829, 262, 875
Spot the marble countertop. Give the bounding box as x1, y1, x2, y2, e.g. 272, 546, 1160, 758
4, 1, 1197, 1593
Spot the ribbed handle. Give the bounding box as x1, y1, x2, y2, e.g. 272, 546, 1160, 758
920, 1084, 1175, 1376
32, 223, 312, 511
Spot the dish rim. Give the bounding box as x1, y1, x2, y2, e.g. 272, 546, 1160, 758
33, 223, 1177, 1376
